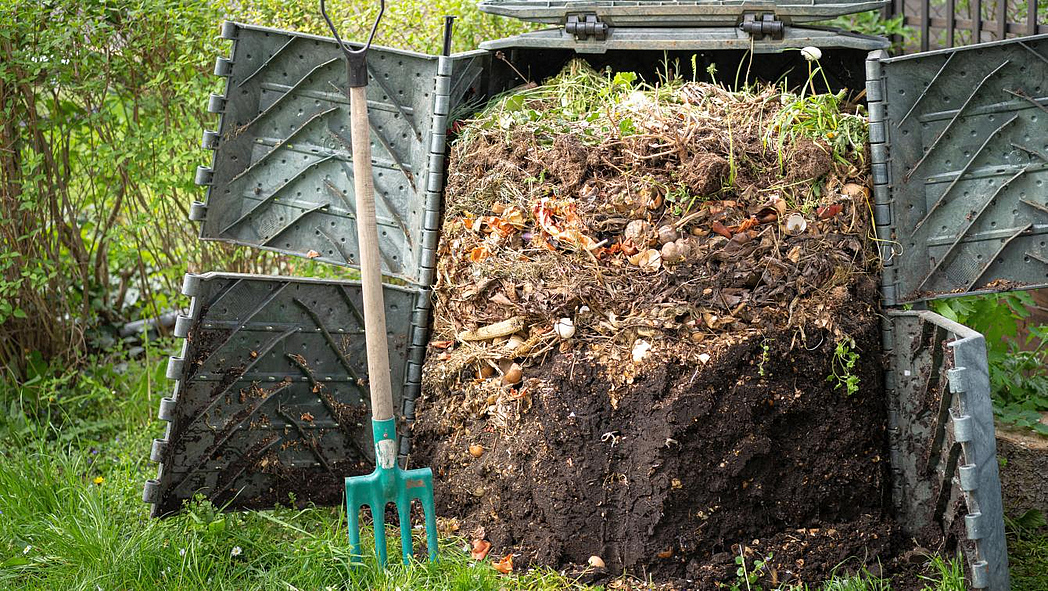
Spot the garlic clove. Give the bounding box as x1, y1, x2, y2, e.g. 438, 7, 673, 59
553, 317, 576, 339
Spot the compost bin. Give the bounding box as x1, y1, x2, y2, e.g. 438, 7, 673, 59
142, 3, 1048, 590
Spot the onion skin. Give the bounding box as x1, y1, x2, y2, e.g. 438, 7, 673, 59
502, 363, 523, 386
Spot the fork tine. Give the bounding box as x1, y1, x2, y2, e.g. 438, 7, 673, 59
347, 493, 362, 563
397, 500, 413, 564
421, 494, 438, 562
371, 502, 388, 566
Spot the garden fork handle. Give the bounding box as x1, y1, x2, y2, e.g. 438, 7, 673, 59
349, 84, 395, 424
322, 0, 395, 424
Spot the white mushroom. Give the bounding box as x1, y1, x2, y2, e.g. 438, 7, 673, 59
801, 46, 822, 61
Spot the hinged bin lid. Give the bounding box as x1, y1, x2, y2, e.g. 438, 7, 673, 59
144, 273, 427, 516
478, 0, 889, 27
866, 34, 1048, 305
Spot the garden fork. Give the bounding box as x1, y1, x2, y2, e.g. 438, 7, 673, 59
320, 0, 438, 566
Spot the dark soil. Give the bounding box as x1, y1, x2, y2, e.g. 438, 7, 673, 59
413, 277, 921, 588
997, 427, 1048, 519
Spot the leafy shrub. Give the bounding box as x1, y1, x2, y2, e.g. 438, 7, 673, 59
931, 293, 1048, 436
0, 0, 235, 373
820, 10, 913, 54
234, 0, 532, 54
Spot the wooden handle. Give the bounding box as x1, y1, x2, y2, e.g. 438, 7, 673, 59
350, 85, 395, 422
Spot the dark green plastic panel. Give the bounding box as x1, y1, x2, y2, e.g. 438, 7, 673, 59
143, 273, 424, 516
481, 24, 888, 53
478, 0, 888, 26
194, 22, 488, 286
868, 35, 1048, 305
885, 311, 1008, 590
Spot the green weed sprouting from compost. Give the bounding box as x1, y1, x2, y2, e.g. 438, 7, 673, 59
726, 549, 773, 591
457, 60, 643, 149
462, 58, 869, 160
452, 58, 872, 221
771, 90, 869, 165
827, 336, 861, 396
757, 338, 771, 377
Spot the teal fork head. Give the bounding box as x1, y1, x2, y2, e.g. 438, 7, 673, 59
345, 418, 438, 566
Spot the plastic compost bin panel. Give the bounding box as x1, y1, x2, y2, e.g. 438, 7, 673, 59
143, 273, 421, 516
477, 0, 888, 26
480, 25, 889, 53
868, 35, 1048, 305
194, 22, 488, 286
885, 311, 1008, 591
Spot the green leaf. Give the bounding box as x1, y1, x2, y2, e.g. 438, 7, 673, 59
932, 300, 959, 323
612, 71, 637, 87
207, 518, 227, 535
1, 556, 29, 568
503, 94, 526, 112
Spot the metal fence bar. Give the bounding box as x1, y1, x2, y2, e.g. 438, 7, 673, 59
895, 0, 906, 39
996, 0, 1006, 41
921, 0, 930, 51
1030, 0, 1038, 36
973, 0, 982, 44
947, 0, 955, 47
906, 15, 1048, 35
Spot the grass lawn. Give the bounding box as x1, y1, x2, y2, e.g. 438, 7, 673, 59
0, 351, 571, 590
1009, 522, 1048, 591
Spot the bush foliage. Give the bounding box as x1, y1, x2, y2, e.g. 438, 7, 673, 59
1, 0, 226, 372
0, 0, 528, 377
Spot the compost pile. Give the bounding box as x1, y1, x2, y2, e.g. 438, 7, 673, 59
415, 61, 898, 588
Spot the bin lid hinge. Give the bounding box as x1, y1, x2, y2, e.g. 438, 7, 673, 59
740, 13, 785, 40
565, 13, 608, 41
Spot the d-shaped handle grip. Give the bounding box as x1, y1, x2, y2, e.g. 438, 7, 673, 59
320, 0, 385, 88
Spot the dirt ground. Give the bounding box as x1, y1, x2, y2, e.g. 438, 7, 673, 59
998, 426, 1048, 519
